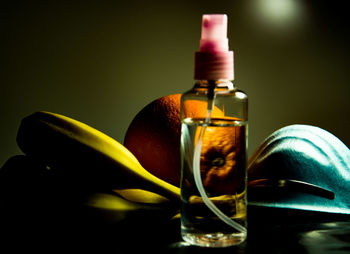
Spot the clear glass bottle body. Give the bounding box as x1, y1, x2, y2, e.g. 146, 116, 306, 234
180, 80, 248, 247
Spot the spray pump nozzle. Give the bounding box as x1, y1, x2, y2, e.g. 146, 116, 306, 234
194, 14, 234, 81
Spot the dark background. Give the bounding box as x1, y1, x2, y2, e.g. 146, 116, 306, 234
1, 0, 349, 166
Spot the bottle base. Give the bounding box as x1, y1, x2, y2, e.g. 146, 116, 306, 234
181, 231, 246, 248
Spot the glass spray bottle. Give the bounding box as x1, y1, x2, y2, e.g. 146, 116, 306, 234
180, 14, 248, 247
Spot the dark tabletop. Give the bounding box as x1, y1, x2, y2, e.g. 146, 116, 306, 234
2, 203, 350, 253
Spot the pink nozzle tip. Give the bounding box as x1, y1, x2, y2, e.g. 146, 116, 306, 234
199, 14, 229, 52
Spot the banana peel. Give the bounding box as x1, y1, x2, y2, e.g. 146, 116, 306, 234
16, 111, 180, 201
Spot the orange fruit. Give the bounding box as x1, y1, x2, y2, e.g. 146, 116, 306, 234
124, 93, 245, 192
124, 94, 182, 186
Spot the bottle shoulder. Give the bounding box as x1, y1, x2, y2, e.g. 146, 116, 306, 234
231, 89, 248, 101
181, 82, 248, 121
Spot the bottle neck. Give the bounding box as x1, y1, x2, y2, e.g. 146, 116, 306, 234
195, 80, 234, 90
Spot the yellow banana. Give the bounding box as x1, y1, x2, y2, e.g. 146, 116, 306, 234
16, 111, 180, 201
84, 189, 177, 224
113, 188, 170, 204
